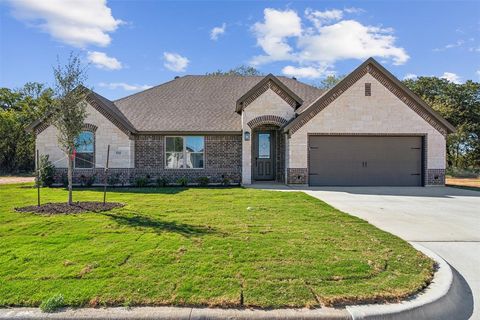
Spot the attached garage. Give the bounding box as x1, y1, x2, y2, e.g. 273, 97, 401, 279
308, 136, 423, 186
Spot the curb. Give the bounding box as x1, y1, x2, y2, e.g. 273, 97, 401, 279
0, 244, 453, 320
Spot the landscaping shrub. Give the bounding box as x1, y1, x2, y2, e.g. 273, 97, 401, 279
134, 176, 149, 187
40, 294, 64, 312
37, 155, 55, 187
108, 173, 121, 187
221, 177, 231, 186
197, 176, 210, 187
155, 177, 168, 187
177, 177, 188, 187
80, 174, 96, 187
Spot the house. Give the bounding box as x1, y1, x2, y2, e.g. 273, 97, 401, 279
29, 58, 455, 186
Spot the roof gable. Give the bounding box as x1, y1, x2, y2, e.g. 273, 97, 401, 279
235, 74, 304, 113
284, 58, 456, 136
27, 89, 137, 136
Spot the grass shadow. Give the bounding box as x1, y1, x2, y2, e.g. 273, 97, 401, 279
71, 187, 187, 194
102, 212, 216, 237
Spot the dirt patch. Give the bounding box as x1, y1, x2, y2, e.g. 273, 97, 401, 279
0, 176, 35, 184
446, 177, 480, 188
15, 202, 124, 214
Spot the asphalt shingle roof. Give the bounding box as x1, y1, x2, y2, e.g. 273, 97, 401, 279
113, 75, 324, 132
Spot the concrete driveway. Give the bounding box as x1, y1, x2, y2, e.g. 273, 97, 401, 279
299, 186, 479, 320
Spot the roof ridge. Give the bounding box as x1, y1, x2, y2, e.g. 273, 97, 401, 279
113, 76, 190, 103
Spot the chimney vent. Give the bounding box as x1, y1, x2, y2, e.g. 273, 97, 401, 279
292, 77, 297, 81
174, 76, 180, 79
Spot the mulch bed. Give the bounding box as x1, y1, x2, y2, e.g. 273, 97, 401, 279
15, 202, 124, 214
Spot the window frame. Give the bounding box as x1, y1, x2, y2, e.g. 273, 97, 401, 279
74, 130, 95, 169
164, 136, 205, 169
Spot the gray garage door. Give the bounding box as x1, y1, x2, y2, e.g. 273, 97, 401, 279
308, 136, 423, 186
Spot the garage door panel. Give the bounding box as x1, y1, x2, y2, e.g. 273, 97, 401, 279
308, 136, 422, 186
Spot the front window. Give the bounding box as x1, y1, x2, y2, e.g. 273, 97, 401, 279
75, 131, 94, 168
165, 136, 204, 169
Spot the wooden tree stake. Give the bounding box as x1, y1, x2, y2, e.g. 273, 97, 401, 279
36, 149, 40, 207
103, 145, 110, 205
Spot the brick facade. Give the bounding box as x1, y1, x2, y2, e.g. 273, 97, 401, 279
53, 134, 242, 185
426, 169, 446, 186
287, 168, 308, 184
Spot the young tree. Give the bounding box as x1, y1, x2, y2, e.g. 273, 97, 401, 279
314, 74, 346, 90
49, 53, 89, 204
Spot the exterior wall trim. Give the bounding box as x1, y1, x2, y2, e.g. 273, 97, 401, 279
247, 115, 288, 129
82, 123, 98, 132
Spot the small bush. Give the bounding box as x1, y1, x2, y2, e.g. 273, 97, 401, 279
108, 173, 121, 187
177, 177, 188, 187
221, 177, 231, 186
156, 177, 168, 187
134, 176, 149, 187
80, 174, 96, 187
197, 176, 210, 187
37, 155, 55, 187
40, 294, 64, 312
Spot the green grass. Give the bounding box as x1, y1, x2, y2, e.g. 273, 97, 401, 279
39, 294, 65, 312
0, 184, 434, 308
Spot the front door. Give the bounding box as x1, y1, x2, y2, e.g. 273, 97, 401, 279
253, 130, 275, 180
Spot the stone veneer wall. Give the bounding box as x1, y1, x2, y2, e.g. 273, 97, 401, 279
286, 72, 447, 186
36, 102, 135, 169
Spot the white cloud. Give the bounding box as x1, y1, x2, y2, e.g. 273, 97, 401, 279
7, 0, 123, 47
250, 8, 302, 65
250, 8, 409, 78
99, 82, 152, 91
282, 65, 332, 79
344, 7, 365, 14
305, 9, 343, 29
440, 72, 462, 84
87, 51, 122, 70
210, 23, 226, 40
434, 39, 465, 52
403, 73, 418, 80
477, 70, 480, 79
163, 52, 189, 72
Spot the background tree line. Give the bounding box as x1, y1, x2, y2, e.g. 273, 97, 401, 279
1, 68, 479, 175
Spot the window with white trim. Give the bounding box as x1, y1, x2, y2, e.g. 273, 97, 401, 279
74, 131, 94, 168
165, 136, 204, 169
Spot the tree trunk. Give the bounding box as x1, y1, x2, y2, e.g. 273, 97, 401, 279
67, 153, 73, 205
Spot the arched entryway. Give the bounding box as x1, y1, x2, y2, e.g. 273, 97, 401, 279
247, 115, 288, 183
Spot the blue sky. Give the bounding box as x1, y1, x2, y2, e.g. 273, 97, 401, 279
1, 0, 479, 100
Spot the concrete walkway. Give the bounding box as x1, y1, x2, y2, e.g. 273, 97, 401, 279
296, 186, 479, 320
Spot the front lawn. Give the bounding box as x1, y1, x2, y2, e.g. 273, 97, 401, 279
0, 184, 434, 308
